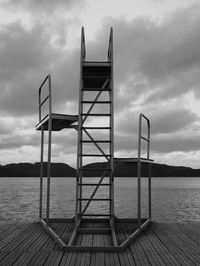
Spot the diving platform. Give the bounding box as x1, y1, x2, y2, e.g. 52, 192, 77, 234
35, 27, 153, 251
35, 113, 78, 131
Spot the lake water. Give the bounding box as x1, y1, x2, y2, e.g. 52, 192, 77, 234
0, 177, 200, 224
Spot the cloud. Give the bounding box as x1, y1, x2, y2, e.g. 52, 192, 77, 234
153, 133, 200, 153
1, 3, 200, 167
2, 0, 85, 13
95, 5, 200, 106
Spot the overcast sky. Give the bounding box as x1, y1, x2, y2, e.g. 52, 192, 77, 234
0, 0, 200, 168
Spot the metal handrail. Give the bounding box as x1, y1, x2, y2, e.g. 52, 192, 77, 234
38, 74, 52, 122
138, 113, 150, 160
137, 113, 151, 227
81, 27, 86, 60
108, 27, 113, 61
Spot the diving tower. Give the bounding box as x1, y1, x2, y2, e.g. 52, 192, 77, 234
35, 27, 153, 251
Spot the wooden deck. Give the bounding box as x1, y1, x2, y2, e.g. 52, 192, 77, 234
0, 221, 200, 265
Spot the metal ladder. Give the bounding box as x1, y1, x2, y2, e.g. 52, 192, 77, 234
68, 27, 117, 246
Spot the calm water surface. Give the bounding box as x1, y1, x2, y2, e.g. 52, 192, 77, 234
0, 177, 200, 224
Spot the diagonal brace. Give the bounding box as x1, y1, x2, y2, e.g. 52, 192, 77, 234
82, 79, 109, 124
81, 165, 110, 215
83, 129, 110, 161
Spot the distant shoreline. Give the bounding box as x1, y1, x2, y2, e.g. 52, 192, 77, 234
0, 162, 200, 177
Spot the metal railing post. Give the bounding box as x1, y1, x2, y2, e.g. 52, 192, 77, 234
46, 75, 52, 224
137, 114, 142, 228
137, 113, 151, 227
39, 126, 44, 219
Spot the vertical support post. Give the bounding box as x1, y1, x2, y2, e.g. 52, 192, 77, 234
75, 27, 84, 227
137, 114, 142, 228
148, 164, 152, 219
39, 126, 44, 219
109, 27, 117, 246
110, 27, 114, 220
46, 75, 52, 224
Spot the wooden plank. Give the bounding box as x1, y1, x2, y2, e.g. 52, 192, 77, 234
0, 224, 46, 265
121, 223, 150, 265
59, 252, 75, 266
0, 222, 20, 240
0, 223, 32, 249
163, 223, 200, 265
117, 223, 136, 266
151, 223, 196, 265
1, 222, 200, 265
141, 226, 180, 265
27, 250, 51, 266
43, 250, 64, 266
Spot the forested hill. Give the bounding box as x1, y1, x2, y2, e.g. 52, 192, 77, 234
0, 163, 75, 177
0, 162, 200, 177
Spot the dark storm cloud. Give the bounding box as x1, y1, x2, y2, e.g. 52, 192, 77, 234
150, 107, 198, 134
1, 6, 200, 117
1, 3, 200, 164
84, 6, 199, 108
152, 133, 200, 153
0, 21, 78, 116
2, 0, 85, 12
115, 106, 197, 135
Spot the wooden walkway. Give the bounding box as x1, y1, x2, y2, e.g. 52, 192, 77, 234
0, 221, 200, 265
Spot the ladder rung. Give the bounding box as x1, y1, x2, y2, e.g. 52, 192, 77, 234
80, 168, 111, 171
82, 88, 111, 91
77, 227, 111, 234
80, 154, 111, 157
81, 140, 111, 143
82, 75, 111, 79
81, 101, 111, 104
80, 214, 111, 217
81, 113, 111, 116
78, 198, 111, 201
81, 127, 111, 130
78, 183, 111, 186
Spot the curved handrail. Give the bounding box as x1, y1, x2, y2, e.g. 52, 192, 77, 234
138, 113, 150, 160
81, 27, 86, 61
38, 74, 52, 122
108, 27, 113, 61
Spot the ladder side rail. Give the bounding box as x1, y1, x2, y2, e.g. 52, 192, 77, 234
69, 27, 86, 246
109, 28, 117, 246
75, 27, 85, 225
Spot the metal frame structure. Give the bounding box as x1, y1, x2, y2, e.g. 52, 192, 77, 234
35, 27, 153, 251
67, 27, 117, 247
